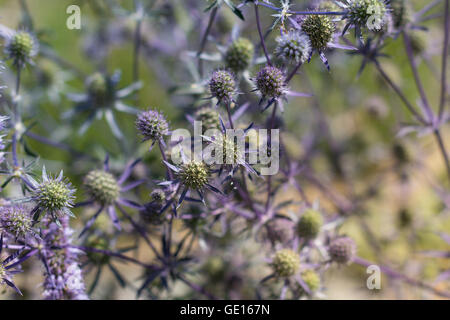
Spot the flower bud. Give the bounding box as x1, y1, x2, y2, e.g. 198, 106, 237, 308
83, 170, 120, 204
224, 38, 254, 73
4, 31, 38, 67
296, 209, 323, 239
195, 107, 221, 133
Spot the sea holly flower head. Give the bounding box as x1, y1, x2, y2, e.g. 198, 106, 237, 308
135, 109, 169, 143
4, 30, 39, 67
296, 208, 323, 239
66, 70, 141, 139
224, 37, 254, 73
328, 236, 357, 264
300, 14, 335, 52
83, 170, 120, 205
255, 66, 287, 100
178, 161, 210, 190
0, 204, 33, 239
275, 29, 311, 64
271, 248, 300, 277
209, 69, 236, 104
30, 167, 76, 222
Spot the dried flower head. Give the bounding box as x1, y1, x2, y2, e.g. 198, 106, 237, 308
296, 209, 323, 239
136, 109, 169, 142
4, 30, 39, 67
275, 29, 311, 64
271, 249, 300, 277
0, 204, 32, 238
255, 66, 286, 99
328, 236, 357, 264
178, 161, 210, 190
301, 15, 335, 51
224, 37, 254, 73
209, 69, 236, 103
83, 170, 120, 205
265, 218, 294, 244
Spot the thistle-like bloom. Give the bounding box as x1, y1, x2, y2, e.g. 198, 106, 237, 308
275, 29, 311, 64
0, 234, 22, 295
224, 38, 254, 73
0, 204, 33, 239
178, 161, 210, 190
136, 109, 169, 144
65, 70, 141, 139
209, 69, 236, 104
41, 216, 88, 300
255, 66, 287, 100
271, 249, 300, 277
338, 0, 388, 33
4, 30, 39, 68
29, 167, 76, 222
328, 236, 357, 264
296, 209, 323, 239
161, 159, 221, 207
83, 170, 120, 205
301, 14, 335, 53
78, 157, 144, 236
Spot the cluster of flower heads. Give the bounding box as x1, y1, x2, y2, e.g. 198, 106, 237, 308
0, 0, 447, 301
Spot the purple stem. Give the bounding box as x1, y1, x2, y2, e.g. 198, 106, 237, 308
197, 6, 218, 78
255, 3, 272, 66
353, 256, 450, 299
439, 0, 449, 119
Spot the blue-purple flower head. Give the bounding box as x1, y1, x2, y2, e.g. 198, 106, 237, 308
275, 29, 311, 64
30, 167, 76, 222
255, 66, 287, 100
209, 69, 236, 104
328, 236, 357, 264
136, 109, 169, 142
4, 30, 39, 68
0, 204, 32, 239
